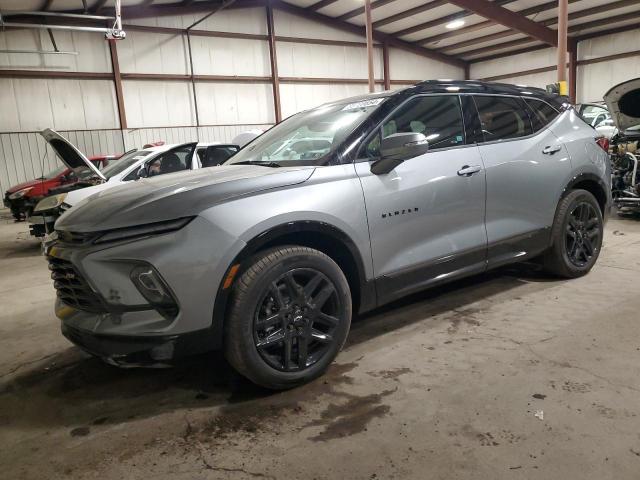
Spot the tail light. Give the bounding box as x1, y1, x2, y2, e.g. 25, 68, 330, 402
595, 137, 609, 152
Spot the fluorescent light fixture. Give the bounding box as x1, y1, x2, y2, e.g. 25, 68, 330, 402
445, 19, 465, 29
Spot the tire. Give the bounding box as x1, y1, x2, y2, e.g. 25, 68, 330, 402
224, 246, 352, 390
543, 189, 604, 278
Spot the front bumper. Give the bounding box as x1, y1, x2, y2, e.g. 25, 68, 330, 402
28, 212, 58, 237
47, 215, 244, 358
61, 323, 216, 365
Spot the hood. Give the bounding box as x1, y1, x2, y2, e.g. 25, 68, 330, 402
40, 129, 106, 181
56, 164, 315, 232
6, 177, 53, 194
603, 78, 640, 132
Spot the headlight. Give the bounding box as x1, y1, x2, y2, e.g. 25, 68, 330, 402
34, 193, 68, 213
9, 187, 33, 200
94, 217, 194, 244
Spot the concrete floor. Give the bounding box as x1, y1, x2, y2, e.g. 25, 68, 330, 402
1, 210, 640, 480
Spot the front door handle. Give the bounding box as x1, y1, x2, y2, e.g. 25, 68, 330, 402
542, 145, 562, 155
457, 165, 482, 176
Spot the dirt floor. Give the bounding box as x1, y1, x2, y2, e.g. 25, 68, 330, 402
1, 209, 640, 480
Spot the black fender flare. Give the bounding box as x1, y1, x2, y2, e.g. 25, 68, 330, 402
209, 221, 376, 349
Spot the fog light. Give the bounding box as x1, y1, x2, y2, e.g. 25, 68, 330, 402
130, 264, 179, 318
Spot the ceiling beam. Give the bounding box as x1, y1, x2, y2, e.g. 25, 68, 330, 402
270, 0, 466, 67
446, 0, 561, 47
440, 0, 637, 53
308, 0, 339, 11
337, 0, 399, 22
373, 0, 447, 28
390, 0, 515, 38
466, 10, 640, 62
420, 0, 579, 46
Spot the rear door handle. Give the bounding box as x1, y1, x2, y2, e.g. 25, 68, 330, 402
457, 165, 482, 176
542, 145, 562, 155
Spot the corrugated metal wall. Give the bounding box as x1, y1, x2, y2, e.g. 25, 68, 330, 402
0, 6, 465, 193
470, 32, 640, 104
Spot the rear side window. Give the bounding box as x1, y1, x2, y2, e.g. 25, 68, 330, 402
474, 95, 532, 141
524, 98, 560, 132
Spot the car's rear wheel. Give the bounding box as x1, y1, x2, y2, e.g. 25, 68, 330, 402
543, 189, 603, 278
224, 246, 352, 390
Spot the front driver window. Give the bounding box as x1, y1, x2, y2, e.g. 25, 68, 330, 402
148, 145, 193, 177
364, 95, 465, 159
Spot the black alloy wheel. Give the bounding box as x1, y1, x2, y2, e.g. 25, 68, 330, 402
254, 268, 340, 372
224, 246, 352, 389
543, 188, 603, 278
565, 201, 601, 268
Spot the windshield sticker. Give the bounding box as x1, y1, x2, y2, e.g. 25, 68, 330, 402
341, 98, 385, 111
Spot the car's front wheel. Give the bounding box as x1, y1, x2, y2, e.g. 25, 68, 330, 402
224, 246, 352, 390
543, 189, 604, 278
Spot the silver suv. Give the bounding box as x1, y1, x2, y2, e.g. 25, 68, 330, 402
45, 81, 611, 389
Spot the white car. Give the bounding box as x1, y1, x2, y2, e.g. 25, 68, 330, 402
29, 129, 247, 236
594, 117, 618, 139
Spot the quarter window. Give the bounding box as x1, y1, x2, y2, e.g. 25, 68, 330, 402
474, 95, 532, 141
364, 95, 465, 159
524, 98, 560, 132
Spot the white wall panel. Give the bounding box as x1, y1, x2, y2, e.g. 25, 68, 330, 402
277, 43, 383, 79
122, 80, 196, 128
0, 29, 111, 72
117, 31, 189, 75
196, 82, 274, 125
470, 48, 560, 80
280, 83, 371, 119
484, 71, 557, 90
198, 124, 272, 144
579, 29, 640, 60
577, 30, 640, 103
190, 37, 271, 76
389, 48, 464, 81
127, 8, 267, 35
0, 78, 118, 132
578, 59, 640, 104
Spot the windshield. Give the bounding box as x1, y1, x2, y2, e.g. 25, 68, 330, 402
42, 165, 68, 180
226, 98, 387, 166
101, 150, 151, 179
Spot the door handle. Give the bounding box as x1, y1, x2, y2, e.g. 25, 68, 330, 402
542, 145, 562, 155
457, 165, 482, 176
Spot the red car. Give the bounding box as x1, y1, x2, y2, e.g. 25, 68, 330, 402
3, 155, 118, 220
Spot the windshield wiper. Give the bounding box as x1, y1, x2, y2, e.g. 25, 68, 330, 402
232, 160, 282, 168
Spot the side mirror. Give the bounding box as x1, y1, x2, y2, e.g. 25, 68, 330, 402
371, 132, 429, 175
137, 167, 149, 179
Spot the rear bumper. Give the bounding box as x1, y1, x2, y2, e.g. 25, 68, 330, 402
61, 323, 216, 366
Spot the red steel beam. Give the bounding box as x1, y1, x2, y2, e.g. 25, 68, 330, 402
382, 41, 391, 90
108, 40, 127, 130
266, 3, 282, 123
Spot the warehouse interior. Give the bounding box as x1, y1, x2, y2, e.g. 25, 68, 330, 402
1, 0, 640, 479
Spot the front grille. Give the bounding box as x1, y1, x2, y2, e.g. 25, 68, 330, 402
48, 256, 105, 313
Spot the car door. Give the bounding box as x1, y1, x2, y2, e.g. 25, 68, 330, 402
472, 95, 571, 268
354, 94, 488, 304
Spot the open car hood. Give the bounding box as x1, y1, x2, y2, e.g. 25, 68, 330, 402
40, 129, 106, 181
603, 78, 640, 133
